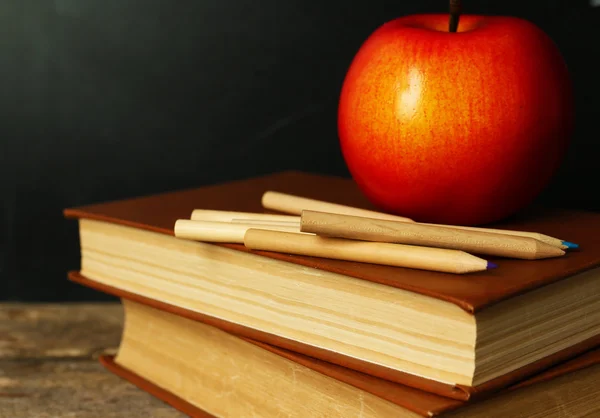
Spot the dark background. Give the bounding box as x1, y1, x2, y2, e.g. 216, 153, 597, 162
1, 0, 598, 301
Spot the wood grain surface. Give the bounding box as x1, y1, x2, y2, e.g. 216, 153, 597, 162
0, 303, 183, 417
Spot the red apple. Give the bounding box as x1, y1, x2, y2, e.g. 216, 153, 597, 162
338, 13, 573, 225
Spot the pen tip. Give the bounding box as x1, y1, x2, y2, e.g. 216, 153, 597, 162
487, 262, 498, 270
561, 241, 579, 249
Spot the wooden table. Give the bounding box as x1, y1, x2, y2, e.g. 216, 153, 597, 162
0, 303, 185, 417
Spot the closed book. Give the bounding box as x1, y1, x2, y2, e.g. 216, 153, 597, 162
64, 171, 600, 399
99, 297, 600, 417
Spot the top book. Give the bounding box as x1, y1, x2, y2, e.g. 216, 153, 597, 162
64, 170, 600, 399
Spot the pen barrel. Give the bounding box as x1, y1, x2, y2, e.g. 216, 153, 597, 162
174, 220, 302, 243
243, 229, 489, 274
231, 218, 300, 226
300, 211, 564, 260
261, 191, 414, 222
190, 209, 299, 223
420, 223, 565, 249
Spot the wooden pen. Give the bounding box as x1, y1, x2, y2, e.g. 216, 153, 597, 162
261, 191, 414, 222
190, 209, 299, 223
262, 191, 572, 249
243, 229, 496, 274
175, 219, 304, 243
300, 210, 565, 260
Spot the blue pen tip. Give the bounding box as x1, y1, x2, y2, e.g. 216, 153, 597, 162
487, 262, 498, 270
561, 241, 579, 249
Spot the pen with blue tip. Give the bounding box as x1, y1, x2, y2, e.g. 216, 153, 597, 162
261, 191, 578, 251
300, 211, 569, 261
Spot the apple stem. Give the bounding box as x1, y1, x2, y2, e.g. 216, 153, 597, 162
449, 0, 462, 32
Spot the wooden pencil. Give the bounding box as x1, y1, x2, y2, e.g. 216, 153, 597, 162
300, 210, 565, 260
230, 218, 299, 226
174, 219, 304, 243
190, 209, 299, 223
243, 229, 495, 274
261, 191, 414, 222
232, 216, 566, 249
262, 191, 572, 249
233, 215, 567, 249
420, 223, 569, 249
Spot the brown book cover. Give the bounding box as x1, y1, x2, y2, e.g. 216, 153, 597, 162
64, 171, 600, 312
64, 171, 600, 400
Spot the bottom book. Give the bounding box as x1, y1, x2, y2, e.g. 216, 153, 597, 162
107, 298, 600, 418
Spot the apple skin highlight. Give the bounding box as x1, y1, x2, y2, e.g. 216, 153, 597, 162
338, 14, 573, 226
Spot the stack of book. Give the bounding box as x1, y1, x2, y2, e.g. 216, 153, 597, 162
64, 171, 600, 417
